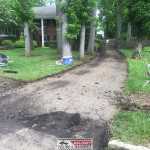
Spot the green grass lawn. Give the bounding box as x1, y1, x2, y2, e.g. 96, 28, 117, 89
120, 47, 150, 93
112, 47, 150, 146
112, 111, 150, 145
0, 47, 85, 81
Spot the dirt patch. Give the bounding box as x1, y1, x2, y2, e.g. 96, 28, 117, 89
0, 77, 24, 96
17, 112, 110, 149
130, 94, 150, 110
113, 91, 150, 111
73, 70, 90, 75
48, 80, 70, 90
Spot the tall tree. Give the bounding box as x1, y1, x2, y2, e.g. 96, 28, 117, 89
87, 7, 97, 54
79, 0, 96, 58
64, 0, 97, 58
61, 0, 73, 59
0, 0, 18, 31
13, 0, 35, 56
99, 0, 116, 38
80, 24, 86, 58
116, 0, 122, 40
126, 0, 150, 52
55, 0, 63, 55
127, 22, 132, 42
78, 0, 95, 58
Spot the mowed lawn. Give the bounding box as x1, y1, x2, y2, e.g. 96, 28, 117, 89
112, 47, 150, 146
0, 48, 81, 81
120, 47, 150, 93
112, 111, 150, 145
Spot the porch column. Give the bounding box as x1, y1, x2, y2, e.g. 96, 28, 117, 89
41, 18, 45, 47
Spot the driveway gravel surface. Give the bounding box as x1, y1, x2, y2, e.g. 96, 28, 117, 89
0, 50, 127, 150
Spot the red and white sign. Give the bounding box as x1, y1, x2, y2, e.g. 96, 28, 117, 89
57, 138, 93, 150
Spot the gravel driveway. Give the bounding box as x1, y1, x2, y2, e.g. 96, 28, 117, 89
0, 50, 127, 150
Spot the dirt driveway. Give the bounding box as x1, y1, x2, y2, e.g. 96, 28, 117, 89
0, 50, 127, 150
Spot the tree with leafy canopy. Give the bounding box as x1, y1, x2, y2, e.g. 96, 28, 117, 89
63, 0, 97, 58
65, 0, 96, 58
87, 1, 97, 54
99, 0, 116, 38
13, 0, 43, 56
125, 0, 150, 56
126, 0, 150, 40
44, 0, 97, 59
0, 0, 19, 31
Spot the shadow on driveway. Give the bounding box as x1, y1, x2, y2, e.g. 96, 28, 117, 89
18, 112, 110, 150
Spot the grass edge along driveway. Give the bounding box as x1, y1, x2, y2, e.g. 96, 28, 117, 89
0, 47, 92, 81
120, 47, 150, 94
112, 47, 150, 147
112, 111, 150, 146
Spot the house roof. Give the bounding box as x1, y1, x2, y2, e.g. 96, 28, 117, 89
33, 5, 56, 19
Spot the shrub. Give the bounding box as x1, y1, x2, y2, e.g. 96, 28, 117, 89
19, 34, 24, 41
45, 41, 57, 48
14, 40, 38, 48
15, 40, 25, 48
95, 40, 103, 51
15, 32, 38, 48
33, 40, 38, 48
1, 40, 14, 48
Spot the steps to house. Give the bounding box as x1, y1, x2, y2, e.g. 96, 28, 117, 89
105, 39, 117, 50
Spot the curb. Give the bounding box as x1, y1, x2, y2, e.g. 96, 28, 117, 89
108, 140, 150, 150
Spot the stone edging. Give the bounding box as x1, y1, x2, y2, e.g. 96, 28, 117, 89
108, 140, 150, 150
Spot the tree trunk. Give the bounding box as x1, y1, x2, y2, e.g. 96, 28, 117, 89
30, 31, 33, 49
79, 24, 86, 59
61, 14, 72, 58
87, 9, 97, 54
127, 22, 132, 42
116, 1, 122, 40
24, 22, 31, 56
56, 21, 62, 55
56, 0, 62, 56
116, 12, 122, 40
41, 18, 45, 47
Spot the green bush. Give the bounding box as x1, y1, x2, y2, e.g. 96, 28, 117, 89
1, 40, 14, 47
96, 42, 101, 49
45, 41, 57, 48
19, 34, 24, 40
33, 40, 38, 48
15, 40, 25, 48
15, 40, 38, 48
